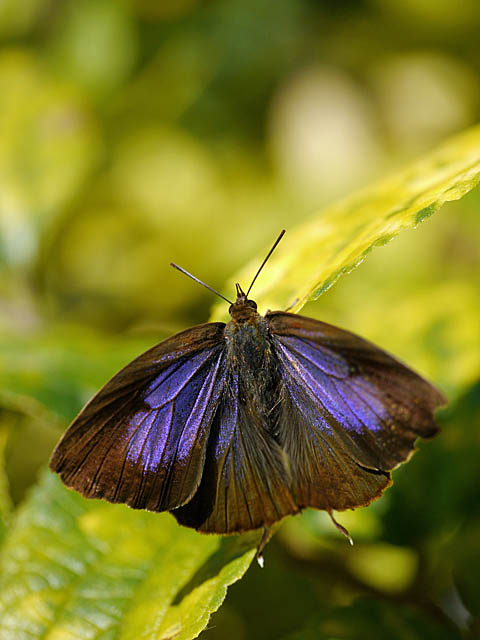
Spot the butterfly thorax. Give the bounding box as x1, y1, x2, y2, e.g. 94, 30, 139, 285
224, 303, 281, 439
225, 313, 271, 370
226, 288, 268, 372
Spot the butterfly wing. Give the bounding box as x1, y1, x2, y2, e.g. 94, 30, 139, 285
49, 322, 227, 512
267, 311, 446, 512
173, 368, 299, 533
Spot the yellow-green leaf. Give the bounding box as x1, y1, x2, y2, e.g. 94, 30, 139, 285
0, 471, 258, 640
211, 125, 480, 321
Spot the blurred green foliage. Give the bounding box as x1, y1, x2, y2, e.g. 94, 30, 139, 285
0, 1, 479, 638
0, 470, 259, 640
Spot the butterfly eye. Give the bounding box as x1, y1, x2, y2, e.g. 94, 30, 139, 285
246, 300, 257, 310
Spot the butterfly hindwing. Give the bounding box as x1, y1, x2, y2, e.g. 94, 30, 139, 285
174, 359, 299, 533
49, 322, 227, 512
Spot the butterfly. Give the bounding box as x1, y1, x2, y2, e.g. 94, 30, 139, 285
50, 230, 446, 561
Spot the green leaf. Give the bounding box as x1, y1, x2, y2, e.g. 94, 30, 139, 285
0, 471, 258, 640
211, 125, 480, 321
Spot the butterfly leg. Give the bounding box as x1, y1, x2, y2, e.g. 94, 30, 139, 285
328, 510, 354, 546
256, 527, 273, 568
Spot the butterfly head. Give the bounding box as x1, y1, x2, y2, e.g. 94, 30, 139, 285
171, 230, 285, 325
229, 283, 258, 323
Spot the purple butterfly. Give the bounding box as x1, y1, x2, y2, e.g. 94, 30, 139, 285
50, 231, 445, 560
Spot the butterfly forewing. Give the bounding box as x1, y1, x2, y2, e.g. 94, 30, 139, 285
267, 312, 446, 476
49, 322, 227, 511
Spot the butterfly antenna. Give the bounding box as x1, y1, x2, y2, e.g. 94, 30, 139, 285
246, 229, 286, 297
170, 263, 234, 305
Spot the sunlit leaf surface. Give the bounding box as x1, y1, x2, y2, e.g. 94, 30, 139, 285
0, 471, 258, 640
211, 125, 480, 321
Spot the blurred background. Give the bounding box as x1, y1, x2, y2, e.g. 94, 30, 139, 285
0, 0, 479, 638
